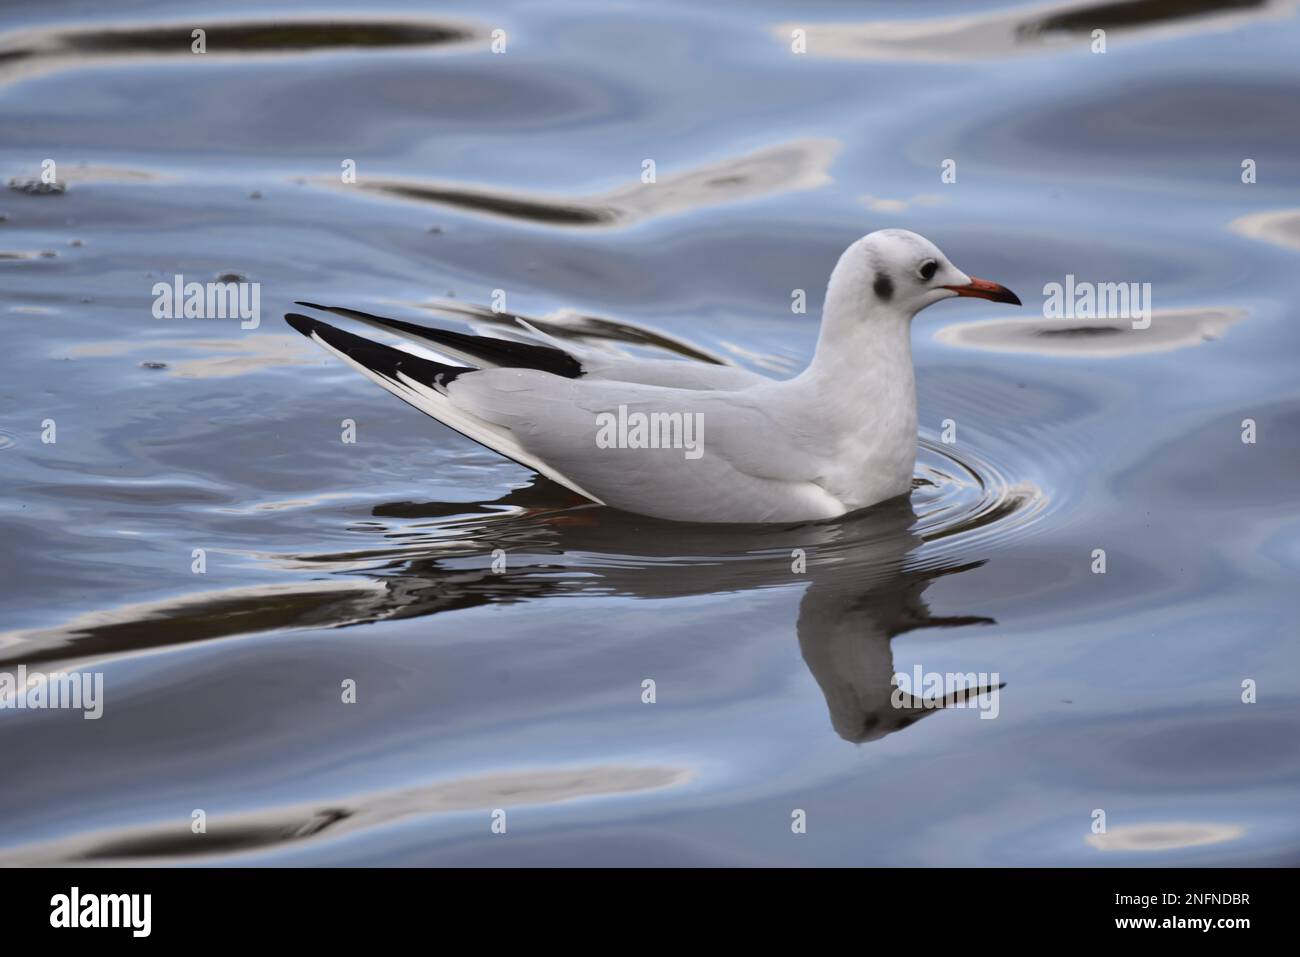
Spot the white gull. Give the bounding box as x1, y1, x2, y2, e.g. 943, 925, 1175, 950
285, 229, 1020, 523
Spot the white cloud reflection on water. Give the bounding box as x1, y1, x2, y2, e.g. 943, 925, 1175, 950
1088, 821, 1244, 851
1230, 207, 1300, 251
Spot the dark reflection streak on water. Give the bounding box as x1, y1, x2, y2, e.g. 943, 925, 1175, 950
1021, 0, 1269, 37
1035, 326, 1127, 338
16, 22, 471, 56
0, 581, 387, 670
0, 17, 482, 84
0, 767, 691, 864
372, 183, 612, 226
327, 138, 839, 229
77, 807, 354, 860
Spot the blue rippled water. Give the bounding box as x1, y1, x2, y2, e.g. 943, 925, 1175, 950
0, 0, 1297, 865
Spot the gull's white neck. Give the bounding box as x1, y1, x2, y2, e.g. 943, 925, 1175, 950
794, 272, 919, 511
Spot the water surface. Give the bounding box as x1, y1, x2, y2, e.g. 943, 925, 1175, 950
1, 0, 1298, 865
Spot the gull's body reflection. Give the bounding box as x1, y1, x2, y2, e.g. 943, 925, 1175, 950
2, 480, 997, 744
373, 483, 1001, 743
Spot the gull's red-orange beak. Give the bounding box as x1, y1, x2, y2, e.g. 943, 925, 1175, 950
943, 276, 1021, 305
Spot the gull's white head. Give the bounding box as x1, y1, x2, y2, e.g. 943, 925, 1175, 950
830, 228, 1021, 321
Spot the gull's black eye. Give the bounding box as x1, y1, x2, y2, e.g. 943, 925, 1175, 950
918, 259, 938, 281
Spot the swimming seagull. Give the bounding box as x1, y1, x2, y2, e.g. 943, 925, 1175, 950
285, 228, 1019, 523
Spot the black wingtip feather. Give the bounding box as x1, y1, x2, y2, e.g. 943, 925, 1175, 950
284, 312, 472, 388
285, 311, 323, 337
292, 301, 584, 379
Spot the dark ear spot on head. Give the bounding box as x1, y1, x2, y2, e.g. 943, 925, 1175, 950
873, 272, 894, 301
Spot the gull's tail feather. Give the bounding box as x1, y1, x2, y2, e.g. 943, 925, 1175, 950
283, 312, 606, 505
293, 301, 583, 378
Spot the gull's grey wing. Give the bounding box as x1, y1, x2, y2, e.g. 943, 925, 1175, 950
574, 352, 772, 391
294, 301, 772, 392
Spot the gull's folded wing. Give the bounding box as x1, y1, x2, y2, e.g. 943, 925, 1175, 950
293, 301, 771, 392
